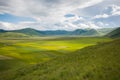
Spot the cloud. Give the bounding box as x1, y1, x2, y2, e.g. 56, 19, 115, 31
0, 20, 100, 31
0, 0, 104, 22
0, 21, 18, 30
93, 14, 109, 19
111, 5, 120, 16
0, 0, 119, 30
59, 16, 101, 30
93, 4, 120, 19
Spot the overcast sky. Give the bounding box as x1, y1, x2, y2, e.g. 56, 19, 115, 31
0, 0, 120, 30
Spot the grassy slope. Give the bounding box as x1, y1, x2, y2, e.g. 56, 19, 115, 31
106, 27, 120, 38
0, 38, 119, 80
0, 32, 30, 38
11, 28, 42, 36
0, 37, 110, 72
97, 28, 115, 35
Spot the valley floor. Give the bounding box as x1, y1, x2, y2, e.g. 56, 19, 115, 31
0, 37, 119, 80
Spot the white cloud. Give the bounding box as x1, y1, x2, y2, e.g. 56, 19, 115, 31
77, 0, 104, 9
63, 19, 100, 30
78, 22, 100, 29
0, 20, 100, 31
96, 21, 110, 28
111, 5, 120, 16
0, 0, 120, 30
0, 0, 104, 23
0, 21, 17, 30
93, 14, 109, 19
93, 4, 120, 19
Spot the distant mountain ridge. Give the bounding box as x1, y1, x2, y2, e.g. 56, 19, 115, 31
0, 29, 6, 33
97, 28, 115, 35
39, 29, 99, 36
1, 27, 118, 38
11, 28, 42, 36
0, 28, 99, 37
0, 32, 30, 38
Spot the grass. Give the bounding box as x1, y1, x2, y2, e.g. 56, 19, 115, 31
0, 37, 116, 80
0, 37, 119, 80
0, 37, 111, 63
0, 32, 30, 38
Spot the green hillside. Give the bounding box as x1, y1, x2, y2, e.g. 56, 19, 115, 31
106, 27, 120, 38
0, 29, 6, 33
71, 29, 99, 36
80, 29, 99, 36
11, 28, 43, 36
0, 38, 119, 80
0, 28, 100, 36
97, 28, 115, 35
0, 32, 30, 38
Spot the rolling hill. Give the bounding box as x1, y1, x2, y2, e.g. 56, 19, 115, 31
71, 29, 99, 36
0, 32, 30, 38
0, 28, 99, 36
0, 29, 6, 33
0, 39, 119, 80
39, 29, 99, 36
11, 28, 43, 36
97, 28, 115, 35
106, 27, 120, 38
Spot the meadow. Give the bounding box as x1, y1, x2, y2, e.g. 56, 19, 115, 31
0, 37, 119, 80
0, 37, 111, 71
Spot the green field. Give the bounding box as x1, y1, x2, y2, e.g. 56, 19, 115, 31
1, 37, 120, 80
0, 37, 111, 69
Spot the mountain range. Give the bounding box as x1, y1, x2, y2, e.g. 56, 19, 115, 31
0, 28, 116, 37
0, 28, 100, 37
0, 27, 119, 38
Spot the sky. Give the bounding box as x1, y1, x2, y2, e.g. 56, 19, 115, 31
0, 0, 120, 30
